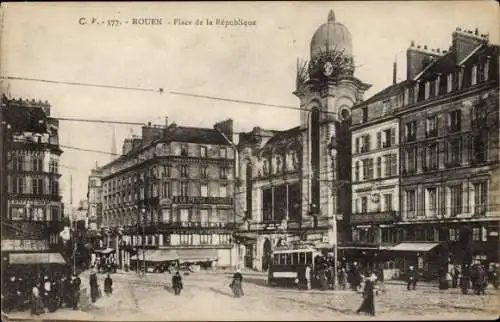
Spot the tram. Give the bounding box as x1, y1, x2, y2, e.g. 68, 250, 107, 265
267, 246, 322, 287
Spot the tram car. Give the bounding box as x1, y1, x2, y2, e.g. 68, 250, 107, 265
267, 247, 322, 288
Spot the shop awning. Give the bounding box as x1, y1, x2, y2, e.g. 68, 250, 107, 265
95, 248, 115, 254
130, 250, 179, 262
9, 252, 67, 265
388, 243, 441, 252
177, 249, 218, 263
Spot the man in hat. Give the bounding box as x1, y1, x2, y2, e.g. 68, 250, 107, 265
230, 269, 244, 298
71, 274, 81, 310
407, 266, 417, 291
89, 269, 99, 303
172, 272, 183, 296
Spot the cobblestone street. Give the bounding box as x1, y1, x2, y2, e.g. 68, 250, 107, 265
7, 270, 498, 321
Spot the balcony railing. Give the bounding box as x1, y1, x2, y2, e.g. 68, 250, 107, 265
350, 211, 400, 225
426, 129, 438, 138
171, 196, 233, 205
137, 221, 238, 229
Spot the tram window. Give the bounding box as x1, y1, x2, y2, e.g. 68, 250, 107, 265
280, 254, 286, 265
299, 253, 306, 264
274, 254, 279, 264
286, 254, 292, 265
293, 253, 299, 265
306, 252, 312, 265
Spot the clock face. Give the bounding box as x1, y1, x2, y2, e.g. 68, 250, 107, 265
323, 61, 334, 76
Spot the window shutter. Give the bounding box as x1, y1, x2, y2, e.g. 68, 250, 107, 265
355, 137, 360, 154
391, 128, 396, 145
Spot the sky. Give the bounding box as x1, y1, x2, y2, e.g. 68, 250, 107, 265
1, 1, 498, 210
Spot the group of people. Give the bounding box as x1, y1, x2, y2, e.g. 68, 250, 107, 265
456, 263, 498, 295
169, 269, 244, 298
3, 272, 82, 316
94, 255, 118, 274
88, 268, 114, 303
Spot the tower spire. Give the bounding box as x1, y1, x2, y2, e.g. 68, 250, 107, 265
111, 126, 117, 161
328, 10, 335, 23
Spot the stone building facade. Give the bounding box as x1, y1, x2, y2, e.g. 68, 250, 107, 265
1, 95, 66, 271
99, 118, 239, 268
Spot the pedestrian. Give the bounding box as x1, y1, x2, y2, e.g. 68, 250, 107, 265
356, 272, 376, 316
461, 264, 471, 295
407, 266, 417, 291
452, 266, 460, 288
230, 269, 244, 298
305, 264, 312, 290
172, 272, 183, 295
63, 274, 73, 308
30, 282, 44, 316
89, 269, 99, 303
491, 264, 499, 290
71, 274, 82, 310
339, 268, 348, 290
104, 274, 113, 296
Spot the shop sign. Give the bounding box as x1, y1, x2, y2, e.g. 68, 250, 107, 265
1, 239, 49, 251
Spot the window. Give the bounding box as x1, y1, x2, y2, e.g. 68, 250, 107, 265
383, 194, 393, 211
32, 157, 43, 172
447, 138, 462, 166
200, 165, 208, 179
406, 147, 417, 173
426, 116, 437, 137
180, 234, 191, 245
162, 209, 171, 223
200, 234, 211, 245
180, 209, 189, 224
449, 110, 461, 133
471, 134, 487, 163
382, 100, 392, 115
449, 228, 457, 241
450, 185, 462, 216
12, 156, 24, 171
427, 187, 437, 216
49, 179, 58, 196
33, 178, 44, 195
13, 177, 24, 194
362, 107, 368, 123
473, 181, 487, 215
32, 207, 44, 221
435, 76, 440, 96
200, 209, 209, 226
49, 159, 58, 173
201, 184, 208, 197
383, 155, 390, 177
355, 137, 360, 154
427, 144, 438, 170
377, 132, 382, 149
405, 121, 417, 141
180, 144, 188, 156
376, 157, 381, 178
471, 65, 478, 86
163, 181, 171, 198
390, 154, 398, 176
404, 88, 409, 105
180, 165, 189, 178
406, 190, 416, 215
361, 135, 370, 152
220, 147, 227, 159
484, 59, 490, 81
354, 161, 360, 182
382, 128, 395, 148
164, 165, 171, 178
180, 182, 189, 197
200, 146, 207, 158
219, 184, 227, 197
447, 73, 453, 93
424, 81, 430, 99
472, 228, 480, 241
361, 196, 368, 213
220, 167, 228, 180
362, 158, 373, 180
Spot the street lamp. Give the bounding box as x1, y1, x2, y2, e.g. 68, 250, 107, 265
327, 137, 339, 290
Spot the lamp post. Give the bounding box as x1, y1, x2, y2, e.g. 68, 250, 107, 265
327, 137, 341, 290
141, 207, 146, 276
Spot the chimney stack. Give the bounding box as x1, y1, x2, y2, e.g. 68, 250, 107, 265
452, 27, 486, 63
393, 61, 397, 85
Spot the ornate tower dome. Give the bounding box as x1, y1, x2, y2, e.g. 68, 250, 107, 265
310, 10, 353, 59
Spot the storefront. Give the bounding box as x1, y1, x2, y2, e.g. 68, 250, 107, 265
387, 242, 447, 280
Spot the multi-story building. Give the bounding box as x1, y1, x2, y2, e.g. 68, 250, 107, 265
234, 10, 371, 271
349, 85, 402, 269
87, 164, 103, 231
397, 28, 499, 275
349, 27, 499, 279
1, 95, 66, 274
99, 118, 239, 268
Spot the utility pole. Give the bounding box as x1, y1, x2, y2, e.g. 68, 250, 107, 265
0, 100, 9, 223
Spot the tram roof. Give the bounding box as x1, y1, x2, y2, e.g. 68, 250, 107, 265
272, 247, 319, 254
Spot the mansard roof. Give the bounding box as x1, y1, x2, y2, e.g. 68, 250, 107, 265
162, 125, 231, 146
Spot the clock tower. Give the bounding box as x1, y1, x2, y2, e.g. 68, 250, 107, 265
294, 10, 371, 235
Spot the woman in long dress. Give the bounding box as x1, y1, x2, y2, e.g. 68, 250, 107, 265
356, 273, 376, 316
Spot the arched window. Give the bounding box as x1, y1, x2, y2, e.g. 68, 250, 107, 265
310, 107, 321, 212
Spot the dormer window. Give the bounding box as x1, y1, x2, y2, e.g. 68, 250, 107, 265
424, 81, 430, 100
404, 88, 409, 106
484, 58, 490, 81
180, 144, 188, 156
447, 73, 453, 93
471, 64, 478, 86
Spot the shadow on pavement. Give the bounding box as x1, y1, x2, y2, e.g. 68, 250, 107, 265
276, 296, 355, 315
209, 287, 234, 298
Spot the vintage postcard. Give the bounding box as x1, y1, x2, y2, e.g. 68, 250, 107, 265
0, 1, 499, 321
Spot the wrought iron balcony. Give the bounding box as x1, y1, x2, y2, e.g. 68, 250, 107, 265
350, 211, 400, 225
171, 196, 233, 205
